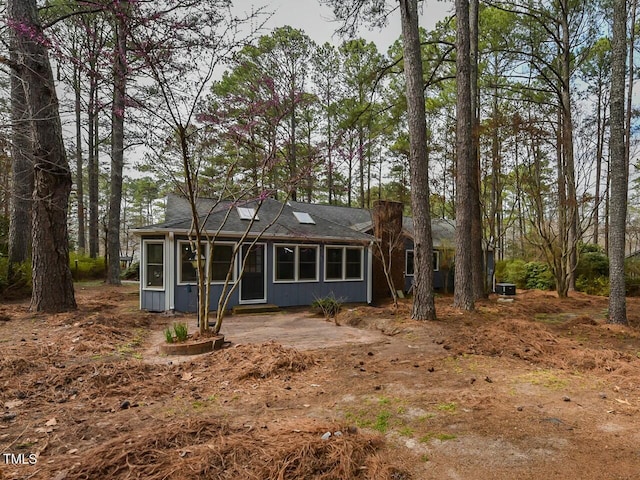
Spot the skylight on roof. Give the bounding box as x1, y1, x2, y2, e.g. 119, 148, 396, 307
293, 211, 315, 224
237, 207, 259, 221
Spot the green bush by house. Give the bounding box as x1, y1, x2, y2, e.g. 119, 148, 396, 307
69, 254, 106, 281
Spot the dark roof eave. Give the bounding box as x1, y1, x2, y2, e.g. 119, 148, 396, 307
132, 228, 373, 244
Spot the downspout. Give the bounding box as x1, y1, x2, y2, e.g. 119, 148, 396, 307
367, 241, 373, 304
167, 232, 175, 312
139, 238, 143, 311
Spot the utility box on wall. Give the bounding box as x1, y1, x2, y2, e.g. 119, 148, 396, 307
495, 283, 516, 296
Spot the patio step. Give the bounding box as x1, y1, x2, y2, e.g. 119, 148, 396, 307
232, 304, 280, 315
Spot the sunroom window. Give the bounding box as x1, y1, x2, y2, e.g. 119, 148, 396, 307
144, 241, 164, 289
325, 246, 363, 281
274, 245, 319, 282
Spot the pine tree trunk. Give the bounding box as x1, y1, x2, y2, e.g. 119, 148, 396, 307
74, 64, 86, 254
592, 85, 604, 245
107, 2, 128, 285
608, 0, 628, 325
453, 0, 475, 311
469, 0, 485, 299
8, 42, 33, 270
8, 0, 76, 312
559, 1, 578, 293
88, 67, 99, 259
399, 0, 436, 321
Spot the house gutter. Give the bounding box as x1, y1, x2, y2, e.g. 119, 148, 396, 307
132, 228, 373, 244
367, 241, 373, 305
167, 232, 175, 312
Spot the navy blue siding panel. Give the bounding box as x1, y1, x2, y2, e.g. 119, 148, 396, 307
269, 281, 367, 307
141, 290, 165, 312
406, 269, 454, 291
174, 284, 240, 313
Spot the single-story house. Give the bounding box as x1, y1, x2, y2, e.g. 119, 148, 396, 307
134, 194, 491, 313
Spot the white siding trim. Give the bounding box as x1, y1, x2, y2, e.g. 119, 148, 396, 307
367, 243, 373, 304
167, 233, 174, 311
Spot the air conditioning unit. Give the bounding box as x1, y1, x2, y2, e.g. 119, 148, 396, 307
495, 283, 516, 296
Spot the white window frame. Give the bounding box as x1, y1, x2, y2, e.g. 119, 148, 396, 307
237, 207, 259, 220
405, 249, 440, 276
324, 245, 364, 282
209, 242, 237, 285
292, 211, 315, 224
406, 249, 415, 277
142, 239, 165, 291
273, 244, 319, 283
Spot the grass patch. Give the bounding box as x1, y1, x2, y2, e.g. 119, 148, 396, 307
342, 396, 410, 434
519, 369, 568, 390
116, 328, 146, 358
373, 411, 391, 433
436, 402, 457, 413
420, 432, 457, 443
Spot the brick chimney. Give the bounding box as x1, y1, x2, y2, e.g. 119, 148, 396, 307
372, 200, 405, 302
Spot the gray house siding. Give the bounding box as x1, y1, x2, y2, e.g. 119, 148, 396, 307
141, 290, 166, 312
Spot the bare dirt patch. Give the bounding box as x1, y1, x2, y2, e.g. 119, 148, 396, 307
2, 284, 640, 479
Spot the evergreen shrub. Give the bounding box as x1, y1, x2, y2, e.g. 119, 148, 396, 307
495, 259, 554, 291
70, 254, 106, 281
574, 244, 609, 296
0, 258, 32, 299
122, 261, 140, 280
495, 259, 527, 288
524, 261, 555, 290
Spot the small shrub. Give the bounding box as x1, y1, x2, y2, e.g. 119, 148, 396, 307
524, 262, 555, 290
574, 245, 609, 295
576, 275, 609, 296
496, 259, 527, 288
164, 328, 174, 343
173, 322, 188, 342
0, 258, 32, 299
311, 294, 344, 320
576, 250, 609, 278
122, 261, 140, 280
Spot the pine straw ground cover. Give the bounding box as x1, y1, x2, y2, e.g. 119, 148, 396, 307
0, 295, 409, 480
60, 418, 400, 480
4, 285, 640, 479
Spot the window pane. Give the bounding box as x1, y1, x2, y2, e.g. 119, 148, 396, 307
146, 243, 164, 287
147, 243, 163, 264
146, 264, 163, 287
345, 248, 362, 279
406, 250, 414, 276
326, 248, 343, 279
276, 246, 295, 281
211, 245, 233, 282
180, 243, 202, 283
433, 250, 439, 272
298, 247, 317, 280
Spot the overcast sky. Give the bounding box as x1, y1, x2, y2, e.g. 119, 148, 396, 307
236, 0, 455, 54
